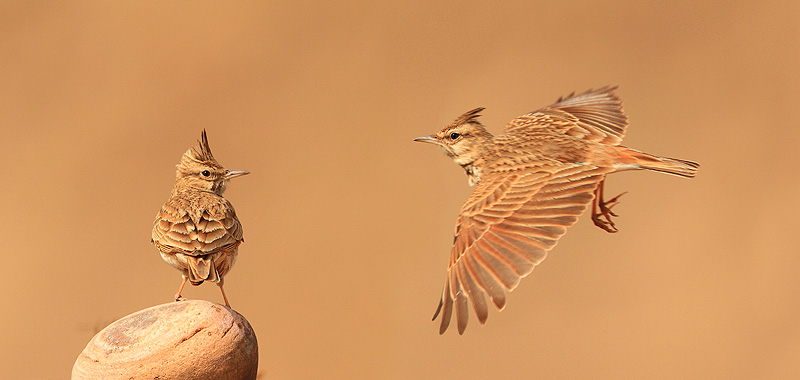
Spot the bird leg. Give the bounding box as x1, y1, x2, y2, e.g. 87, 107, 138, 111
591, 179, 627, 233
175, 276, 189, 302
218, 282, 231, 308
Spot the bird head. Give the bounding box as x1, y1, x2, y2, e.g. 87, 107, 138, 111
175, 130, 249, 195
414, 107, 494, 168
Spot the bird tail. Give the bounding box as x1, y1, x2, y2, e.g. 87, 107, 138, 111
186, 255, 220, 285
618, 147, 699, 178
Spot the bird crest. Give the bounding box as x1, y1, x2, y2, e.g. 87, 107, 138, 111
191, 130, 219, 164
178, 130, 222, 169
450, 107, 485, 127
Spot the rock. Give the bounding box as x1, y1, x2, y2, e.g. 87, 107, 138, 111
72, 300, 258, 380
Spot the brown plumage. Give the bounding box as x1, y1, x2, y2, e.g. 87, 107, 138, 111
151, 130, 249, 307
414, 87, 699, 334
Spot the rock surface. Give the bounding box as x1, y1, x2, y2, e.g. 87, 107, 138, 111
72, 300, 258, 380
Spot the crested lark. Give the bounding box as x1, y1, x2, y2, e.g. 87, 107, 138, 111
415, 87, 699, 334
152, 130, 249, 307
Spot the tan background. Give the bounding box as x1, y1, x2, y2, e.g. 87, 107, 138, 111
2, 1, 799, 379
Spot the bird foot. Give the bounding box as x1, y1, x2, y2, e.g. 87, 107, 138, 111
591, 191, 626, 233
175, 296, 188, 302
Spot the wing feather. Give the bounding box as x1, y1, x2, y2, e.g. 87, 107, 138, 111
469, 242, 520, 290
152, 196, 243, 282
463, 249, 507, 310
450, 268, 469, 334
504, 87, 628, 145
435, 280, 453, 334
434, 165, 612, 334
457, 259, 489, 326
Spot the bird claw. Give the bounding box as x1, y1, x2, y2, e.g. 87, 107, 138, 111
592, 191, 627, 233
175, 296, 188, 302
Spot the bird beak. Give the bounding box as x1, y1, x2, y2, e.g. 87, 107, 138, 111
413, 135, 439, 145
224, 169, 250, 180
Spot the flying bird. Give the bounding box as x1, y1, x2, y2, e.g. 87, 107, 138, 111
414, 87, 699, 334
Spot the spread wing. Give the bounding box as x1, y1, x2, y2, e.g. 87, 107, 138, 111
432, 164, 613, 334
152, 198, 243, 257
504, 86, 628, 146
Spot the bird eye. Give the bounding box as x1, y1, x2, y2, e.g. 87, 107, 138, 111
449, 132, 461, 140
201, 170, 211, 177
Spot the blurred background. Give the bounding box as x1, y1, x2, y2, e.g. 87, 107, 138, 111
2, 1, 799, 379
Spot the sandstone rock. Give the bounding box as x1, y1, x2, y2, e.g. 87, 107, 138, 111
72, 300, 258, 380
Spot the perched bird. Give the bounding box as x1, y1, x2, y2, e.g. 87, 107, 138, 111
414, 87, 699, 334
152, 130, 249, 307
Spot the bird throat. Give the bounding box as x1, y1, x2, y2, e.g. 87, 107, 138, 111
460, 160, 481, 186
